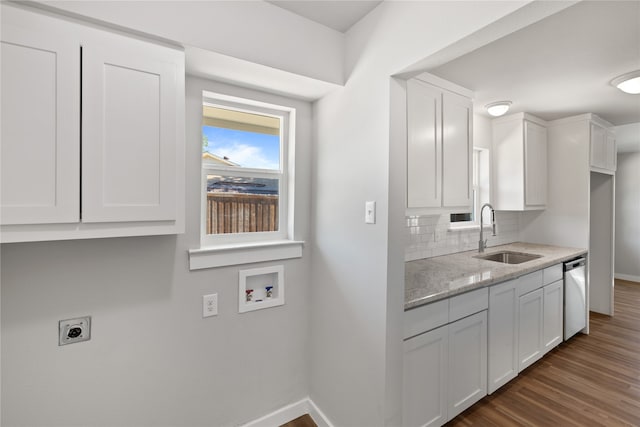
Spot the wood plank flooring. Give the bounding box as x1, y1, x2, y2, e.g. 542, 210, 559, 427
280, 414, 317, 427
448, 279, 640, 427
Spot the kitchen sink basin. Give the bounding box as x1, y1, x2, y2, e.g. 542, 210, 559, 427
475, 251, 542, 264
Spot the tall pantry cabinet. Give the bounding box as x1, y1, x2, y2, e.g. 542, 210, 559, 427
520, 113, 616, 318
1, 4, 185, 242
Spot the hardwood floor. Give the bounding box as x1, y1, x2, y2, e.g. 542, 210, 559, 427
448, 279, 640, 427
280, 414, 317, 427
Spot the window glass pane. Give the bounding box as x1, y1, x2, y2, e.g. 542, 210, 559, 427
205, 174, 279, 235
202, 106, 280, 171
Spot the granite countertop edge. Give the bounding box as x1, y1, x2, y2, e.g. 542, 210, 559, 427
405, 242, 587, 311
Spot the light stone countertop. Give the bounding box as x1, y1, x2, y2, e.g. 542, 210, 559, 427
405, 242, 587, 310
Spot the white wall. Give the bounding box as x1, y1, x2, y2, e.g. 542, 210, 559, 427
34, 0, 344, 86
0, 76, 313, 426
615, 152, 640, 282
309, 2, 530, 425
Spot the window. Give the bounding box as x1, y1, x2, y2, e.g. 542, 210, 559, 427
450, 148, 490, 227
200, 92, 293, 247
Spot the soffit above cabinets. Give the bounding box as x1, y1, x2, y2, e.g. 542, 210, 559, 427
265, 0, 382, 33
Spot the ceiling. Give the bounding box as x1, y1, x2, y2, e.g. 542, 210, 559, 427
429, 1, 640, 129
266, 0, 382, 33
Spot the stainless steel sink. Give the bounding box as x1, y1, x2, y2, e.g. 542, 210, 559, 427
474, 251, 542, 264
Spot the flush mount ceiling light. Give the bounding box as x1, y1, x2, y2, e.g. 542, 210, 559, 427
611, 70, 640, 94
485, 101, 512, 117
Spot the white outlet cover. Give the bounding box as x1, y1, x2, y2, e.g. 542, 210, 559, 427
203, 293, 218, 318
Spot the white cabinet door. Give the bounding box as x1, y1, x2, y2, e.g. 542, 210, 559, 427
590, 123, 606, 170
403, 325, 448, 427
543, 280, 564, 353
518, 288, 544, 372
0, 11, 80, 225
442, 91, 472, 208
407, 79, 441, 209
524, 120, 547, 207
605, 131, 617, 172
448, 310, 487, 421
82, 32, 179, 223
488, 279, 519, 394
491, 113, 547, 211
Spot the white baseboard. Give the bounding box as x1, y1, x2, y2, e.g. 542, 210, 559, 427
240, 397, 334, 427
615, 273, 640, 283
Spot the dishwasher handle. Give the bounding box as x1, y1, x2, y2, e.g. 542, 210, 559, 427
564, 257, 586, 271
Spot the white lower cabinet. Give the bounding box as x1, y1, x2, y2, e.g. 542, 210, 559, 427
518, 288, 544, 372
403, 325, 448, 427
517, 272, 565, 373
404, 264, 565, 425
447, 311, 487, 420
543, 280, 564, 352
403, 310, 487, 426
488, 278, 519, 394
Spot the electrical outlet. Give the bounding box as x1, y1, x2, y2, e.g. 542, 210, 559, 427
203, 293, 218, 318
59, 316, 91, 346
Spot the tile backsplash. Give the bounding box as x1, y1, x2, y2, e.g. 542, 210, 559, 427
405, 211, 521, 261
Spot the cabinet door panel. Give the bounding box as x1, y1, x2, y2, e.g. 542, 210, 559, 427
407, 80, 441, 208
590, 123, 606, 169
518, 288, 544, 372
605, 131, 617, 171
82, 33, 178, 223
448, 310, 487, 420
0, 15, 79, 225
543, 280, 564, 352
403, 326, 448, 427
442, 91, 472, 208
488, 280, 519, 394
524, 121, 547, 206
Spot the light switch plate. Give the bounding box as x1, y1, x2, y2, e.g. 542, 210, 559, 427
365, 201, 376, 224
203, 293, 218, 317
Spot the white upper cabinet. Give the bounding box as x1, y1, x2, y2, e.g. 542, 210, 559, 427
81, 30, 179, 223
0, 5, 185, 243
1, 9, 80, 225
407, 73, 473, 213
442, 91, 473, 208
407, 79, 441, 209
492, 113, 547, 211
590, 122, 617, 174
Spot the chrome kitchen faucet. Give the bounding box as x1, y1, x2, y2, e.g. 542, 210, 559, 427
478, 203, 497, 253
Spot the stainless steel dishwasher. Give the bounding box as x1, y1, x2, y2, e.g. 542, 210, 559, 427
564, 256, 587, 341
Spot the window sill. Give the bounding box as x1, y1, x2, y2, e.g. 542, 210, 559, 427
448, 224, 493, 232
188, 240, 304, 270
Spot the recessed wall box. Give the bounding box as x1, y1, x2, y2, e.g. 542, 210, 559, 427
239, 265, 284, 313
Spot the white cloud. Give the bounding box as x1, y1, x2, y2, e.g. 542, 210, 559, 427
214, 142, 278, 170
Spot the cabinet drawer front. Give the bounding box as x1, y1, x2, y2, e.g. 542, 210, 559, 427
449, 288, 488, 322
543, 264, 563, 285
519, 270, 543, 296
404, 299, 449, 340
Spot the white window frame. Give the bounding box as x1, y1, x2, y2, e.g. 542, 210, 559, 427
189, 90, 301, 269
449, 148, 490, 230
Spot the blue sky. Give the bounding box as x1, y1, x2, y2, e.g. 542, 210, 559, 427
203, 126, 280, 170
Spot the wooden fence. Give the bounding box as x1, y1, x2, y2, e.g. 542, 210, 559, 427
206, 192, 278, 234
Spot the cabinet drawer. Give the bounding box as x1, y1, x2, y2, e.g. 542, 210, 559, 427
449, 288, 488, 322
543, 264, 563, 285
404, 298, 449, 340
519, 270, 543, 296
